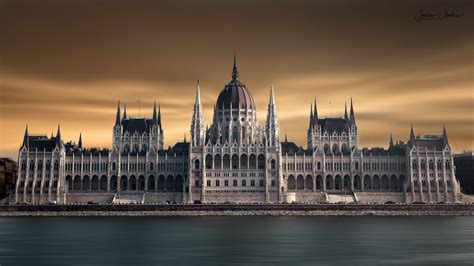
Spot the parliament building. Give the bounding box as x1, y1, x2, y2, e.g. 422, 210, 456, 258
14, 56, 462, 204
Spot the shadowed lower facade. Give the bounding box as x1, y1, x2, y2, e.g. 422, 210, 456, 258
14, 57, 462, 204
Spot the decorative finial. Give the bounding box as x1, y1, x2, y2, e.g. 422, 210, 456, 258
232, 51, 239, 79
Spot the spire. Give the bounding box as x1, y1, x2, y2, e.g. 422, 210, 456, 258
349, 97, 355, 125
123, 103, 127, 119
266, 84, 279, 146
22, 124, 29, 147
115, 100, 121, 126
443, 124, 449, 146
313, 97, 319, 125
56, 124, 61, 144
152, 99, 157, 126
78, 133, 82, 149
158, 102, 162, 125
285, 132, 288, 142
184, 132, 187, 143
309, 102, 314, 128
344, 101, 348, 120
389, 133, 394, 148
191, 80, 204, 146
409, 124, 415, 145
269, 83, 276, 106
232, 51, 239, 80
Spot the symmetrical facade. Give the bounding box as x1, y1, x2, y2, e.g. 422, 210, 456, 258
14, 57, 462, 204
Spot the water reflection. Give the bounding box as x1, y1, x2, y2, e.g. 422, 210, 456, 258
0, 217, 473, 265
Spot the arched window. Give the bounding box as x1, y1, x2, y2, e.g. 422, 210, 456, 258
271, 159, 276, 170
317, 162, 321, 171
133, 144, 139, 152
240, 154, 248, 169
205, 155, 213, 169
355, 161, 359, 171
232, 127, 238, 143
214, 154, 221, 169
249, 155, 256, 169
445, 160, 451, 170
232, 155, 239, 169
112, 162, 117, 171
223, 155, 230, 169
142, 144, 147, 152
233, 179, 238, 186
258, 154, 265, 170
149, 162, 153, 171
332, 144, 339, 154
412, 159, 417, 169
429, 160, 434, 170
194, 159, 200, 170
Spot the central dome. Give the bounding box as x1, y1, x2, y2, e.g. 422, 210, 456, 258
215, 55, 255, 110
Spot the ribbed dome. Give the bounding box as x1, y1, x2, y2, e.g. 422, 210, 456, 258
216, 79, 255, 110
215, 54, 255, 110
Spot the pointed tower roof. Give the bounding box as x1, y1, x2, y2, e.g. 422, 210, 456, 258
232, 51, 239, 80
78, 133, 82, 149
349, 97, 355, 125
123, 103, 127, 119
389, 133, 394, 148
56, 124, 61, 144
344, 101, 348, 120
309, 102, 314, 128
22, 124, 29, 147
285, 132, 288, 143
443, 124, 449, 146
115, 100, 121, 126
158, 102, 162, 126
152, 99, 157, 126
409, 124, 415, 145
313, 97, 319, 125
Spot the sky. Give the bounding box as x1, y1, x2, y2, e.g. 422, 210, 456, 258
0, 0, 472, 159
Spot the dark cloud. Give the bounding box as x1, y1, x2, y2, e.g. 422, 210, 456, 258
0, 0, 472, 158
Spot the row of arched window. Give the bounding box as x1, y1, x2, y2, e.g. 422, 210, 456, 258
200, 154, 274, 170
412, 159, 451, 171
21, 160, 59, 172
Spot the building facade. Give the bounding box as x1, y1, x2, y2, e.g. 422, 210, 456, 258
14, 57, 462, 204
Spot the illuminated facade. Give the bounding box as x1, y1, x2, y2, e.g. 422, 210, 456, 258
15, 57, 462, 204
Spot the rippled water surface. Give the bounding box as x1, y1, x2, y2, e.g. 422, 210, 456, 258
0, 216, 473, 265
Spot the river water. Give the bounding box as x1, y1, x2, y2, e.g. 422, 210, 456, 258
0, 216, 473, 265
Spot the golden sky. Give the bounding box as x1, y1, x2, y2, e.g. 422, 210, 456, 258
0, 0, 473, 159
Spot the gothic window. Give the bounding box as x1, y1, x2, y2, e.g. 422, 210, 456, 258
242, 180, 246, 186
412, 159, 417, 169
250, 180, 255, 186
437, 160, 442, 170
195, 180, 200, 187
223, 155, 230, 169
240, 154, 248, 169
232, 127, 238, 143
317, 162, 321, 171
124, 144, 130, 153
46, 160, 51, 171
324, 144, 330, 154
258, 154, 265, 170
194, 159, 200, 170
445, 160, 451, 170
232, 155, 239, 169
142, 144, 147, 152
429, 160, 434, 170
233, 179, 238, 186
149, 162, 153, 171
421, 160, 426, 170
207, 180, 211, 186
214, 154, 221, 169
215, 180, 220, 187
259, 180, 264, 187
205, 155, 213, 169
249, 154, 256, 169
224, 180, 229, 186
355, 161, 359, 171
332, 144, 339, 154
271, 159, 276, 170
